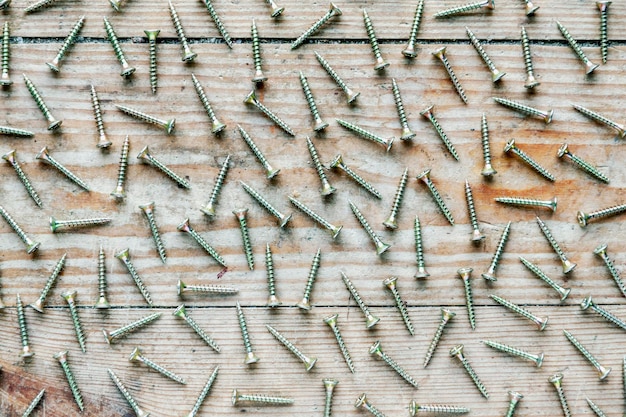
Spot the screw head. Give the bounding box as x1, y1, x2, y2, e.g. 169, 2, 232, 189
561, 259, 577, 274
580, 296, 593, 310
323, 314, 338, 326
525, 1, 540, 15
164, 119, 176, 135
266, 167, 281, 180
449, 344, 464, 357
173, 304, 187, 318
416, 168, 431, 182
26, 240, 41, 254
368, 340, 383, 356
586, 61, 600, 75
345, 88, 360, 104
120, 65, 136, 77
94, 296, 110, 309
593, 244, 608, 256
481, 163, 497, 177
557, 143, 570, 158
402, 41, 417, 58
244, 351, 260, 364
432, 46, 447, 60
279, 213, 293, 228
267, 294, 282, 308
61, 290, 77, 302
182, 50, 198, 62
102, 329, 113, 345
323, 378, 338, 389
304, 356, 318, 371
200, 203, 216, 217
441, 308, 456, 322
212, 120, 227, 134
21, 345, 35, 359
383, 216, 398, 230
457, 267, 473, 279
329, 154, 343, 169
128, 347, 142, 362
49, 216, 60, 233
383, 277, 398, 290
243, 90, 256, 105
576, 211, 589, 228
47, 119, 63, 131
97, 135, 113, 149
46, 61, 60, 73
491, 68, 506, 83
329, 2, 342, 15
296, 297, 311, 311
503, 139, 516, 153
53, 350, 68, 362
136, 145, 151, 160
535, 352, 545, 368
176, 280, 186, 296
139, 201, 155, 213
114, 248, 130, 262
354, 393, 368, 409
365, 313, 381, 329
374, 58, 390, 71
598, 366, 612, 380
471, 229, 486, 242
177, 218, 192, 233
544, 109, 555, 124
30, 298, 45, 313
231, 389, 240, 406
415, 266, 430, 279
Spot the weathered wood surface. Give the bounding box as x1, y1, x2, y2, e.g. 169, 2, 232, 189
0, 0, 626, 415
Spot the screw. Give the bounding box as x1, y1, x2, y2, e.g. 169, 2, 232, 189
292, 2, 342, 49
409, 401, 470, 415
250, 19, 267, 83
201, 155, 231, 217
336, 119, 394, 152
523, 0, 539, 15
493, 97, 553, 123
495, 196, 557, 212
190, 73, 226, 134
549, 373, 571, 417
363, 9, 388, 71
464, 180, 484, 242
324, 314, 355, 373
23, 74, 62, 130
490, 294, 548, 330
597, 1, 610, 63
414, 216, 430, 279
103, 312, 162, 344
61, 290, 86, 353
36, 146, 90, 191
139, 202, 167, 263
504, 139, 556, 182
520, 25, 540, 89
109, 0, 126, 11
199, 0, 233, 48
107, 368, 149, 417
434, 0, 494, 17
177, 218, 226, 266
290, 196, 342, 239
103, 17, 135, 77
117, 104, 175, 134
450, 344, 489, 398
482, 340, 544, 367
300, 71, 328, 132
0, 125, 33, 137
577, 203, 626, 228
383, 277, 414, 335
168, 0, 196, 62
323, 379, 338, 417
54, 351, 83, 411
144, 30, 159, 94
129, 347, 186, 384
306, 137, 336, 196
433, 47, 467, 103
586, 397, 608, 417
173, 304, 221, 352
369, 340, 418, 388
556, 21, 599, 75
177, 280, 238, 296
505, 391, 524, 417
417, 168, 455, 225
240, 181, 292, 227
520, 256, 571, 300
329, 154, 382, 199
581, 295, 626, 331
536, 216, 576, 273
349, 200, 391, 256
593, 244, 626, 299
235, 302, 259, 364
111, 135, 130, 200
232, 389, 294, 406
49, 216, 112, 233
0, 206, 40, 253
46, 16, 85, 72
479, 114, 497, 176
24, 0, 58, 13
558, 143, 608, 183
264, 243, 281, 307
314, 51, 360, 104
391, 79, 415, 140
0, 22, 12, 86
30, 253, 66, 313
297, 249, 322, 310
16, 294, 34, 359
184, 366, 219, 417
244, 90, 295, 136
233, 209, 254, 270
237, 125, 280, 179
402, 0, 424, 58
355, 393, 387, 417
466, 27, 506, 82
457, 268, 476, 329
138, 145, 190, 188
2, 150, 43, 208
22, 388, 45, 417
115, 248, 154, 306
95, 245, 110, 309
481, 221, 511, 282
266, 324, 317, 371
564, 329, 611, 380
423, 308, 455, 367
90, 85, 112, 149
383, 168, 409, 230
420, 105, 460, 160
573, 104, 625, 138
265, 0, 284, 17
341, 271, 380, 328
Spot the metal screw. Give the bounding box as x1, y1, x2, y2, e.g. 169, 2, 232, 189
523, 0, 539, 15
16, 294, 34, 359
490, 294, 548, 330
323, 379, 338, 417
102, 312, 162, 344
235, 302, 259, 364
30, 253, 66, 313
496, 196, 557, 212
329, 154, 382, 199
521, 25, 540, 89
577, 203, 626, 228
117, 104, 175, 134
54, 351, 83, 411
199, 0, 233, 48
250, 19, 266, 83
111, 135, 130, 200
479, 114, 497, 176
0, 22, 12, 86
264, 243, 281, 307
433, 47, 467, 103
483, 340, 543, 367
466, 27, 506, 82
520, 256, 571, 301
50, 216, 112, 233
129, 347, 186, 384
168, 0, 196, 62
90, 85, 112, 149
23, 74, 62, 130
536, 216, 576, 273
504, 139, 556, 182
324, 314, 355, 373
144, 30, 159, 94
173, 304, 221, 352
22, 388, 45, 417
177, 280, 238, 296
177, 218, 226, 266
349, 200, 391, 256
238, 125, 280, 179
95, 245, 110, 309
107, 368, 149, 417
369, 340, 419, 388
581, 295, 626, 331
61, 290, 86, 353
355, 393, 387, 417
292, 2, 342, 50
241, 181, 292, 227
564, 329, 611, 380
409, 401, 470, 415
244, 90, 295, 136
457, 268, 476, 329
341, 271, 379, 328
109, 0, 125, 11
232, 389, 294, 406
556, 21, 598, 75
481, 221, 511, 282
314, 51, 360, 104
402, 0, 424, 58
265, 0, 284, 17
24, 0, 58, 13
505, 391, 524, 417
115, 248, 154, 306
0, 206, 40, 253
300, 71, 328, 132
0, 125, 33, 137
424, 308, 455, 367
289, 196, 343, 239
139, 202, 167, 263
201, 155, 230, 217
573, 104, 624, 138
103, 17, 135, 77
184, 366, 219, 417
493, 97, 553, 124
363, 9, 388, 71
391, 79, 415, 140
46, 16, 84, 72
586, 397, 608, 417
190, 73, 226, 134
450, 344, 489, 398
266, 324, 317, 371
2, 150, 43, 208
138, 145, 190, 188
384, 277, 414, 335
297, 249, 322, 310
306, 137, 336, 196
233, 209, 254, 270
420, 105, 460, 160
417, 168, 455, 225
593, 244, 626, 299
36, 146, 90, 191
383, 168, 409, 229
549, 373, 571, 417
414, 216, 430, 279
558, 143, 608, 183
434, 0, 494, 17
465, 180, 484, 242
597, 1, 610, 63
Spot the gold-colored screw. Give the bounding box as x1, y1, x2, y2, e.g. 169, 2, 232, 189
457, 268, 476, 329
423, 308, 455, 367
402, 0, 424, 58
306, 137, 336, 196
581, 295, 626, 331
291, 2, 342, 50
391, 79, 415, 140
95, 245, 110, 309
363, 9, 389, 71
3, 149, 44, 207
490, 294, 548, 330
201, 154, 231, 217
464, 180, 484, 242
434, 0, 494, 17
21, 388, 45, 417
495, 196, 557, 212
549, 373, 571, 417
266, 324, 317, 371
479, 113, 497, 176
177, 218, 226, 266
117, 104, 175, 134
235, 302, 259, 364
297, 249, 322, 310
107, 368, 150, 417
232, 389, 294, 406
556, 21, 599, 75
493, 97, 553, 124
315, 51, 360, 104
414, 216, 430, 279
300, 71, 328, 132
323, 379, 338, 417
173, 304, 221, 352
265, 0, 284, 17
46, 16, 85, 72
536, 216, 576, 273
417, 168, 455, 225
520, 256, 571, 300
593, 244, 626, 299
523, 0, 539, 15
191, 73, 226, 134
90, 85, 112, 149
144, 30, 160, 94
409, 401, 470, 415
337, 119, 394, 152
237, 125, 280, 179
115, 248, 154, 306
564, 329, 611, 380
111, 135, 130, 200
577, 203, 626, 228
23, 74, 62, 130
102, 312, 162, 344
168, 0, 197, 62
36, 146, 90, 191
0, 205, 40, 253
251, 19, 266, 83
244, 90, 295, 136
341, 271, 379, 328
54, 350, 83, 411
103, 17, 135, 77
558, 143, 608, 183
349, 200, 391, 256
30, 253, 66, 313
129, 347, 186, 384
450, 344, 489, 398
233, 209, 254, 270
265, 243, 281, 307
139, 202, 167, 263
177, 280, 238, 296
355, 393, 387, 417
241, 181, 292, 227
369, 340, 419, 388
466, 27, 506, 82
329, 154, 382, 199
383, 168, 409, 229
0, 22, 12, 86
573, 104, 625, 138
505, 391, 524, 417
420, 105, 460, 160
184, 366, 219, 417
138, 146, 190, 189
504, 139, 555, 182
597, 1, 611, 63
49, 216, 112, 233
521, 26, 540, 89
482, 340, 544, 367
383, 277, 414, 335
199, 0, 233, 48
586, 397, 608, 417
324, 314, 355, 373
16, 294, 34, 359
0, 125, 33, 137
432, 47, 468, 104
62, 290, 86, 353
481, 222, 512, 282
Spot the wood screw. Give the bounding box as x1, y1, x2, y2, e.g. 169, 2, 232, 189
391, 79, 415, 140
103, 312, 162, 344
323, 379, 338, 417
251, 19, 266, 83
586, 397, 608, 417
2, 150, 43, 208
173, 304, 221, 352
329, 154, 382, 199
409, 401, 470, 415
118, 104, 175, 134
324, 314, 355, 373
233, 208, 254, 270
30, 253, 66, 312
505, 391, 524, 417
62, 290, 86, 353
580, 295, 626, 331
432, 47, 468, 103
46, 16, 85, 72
465, 180, 484, 242
383, 277, 414, 335
291, 2, 342, 50
0, 125, 33, 137
266, 324, 317, 371
54, 350, 83, 411
90, 85, 112, 149
481, 221, 512, 282
450, 344, 489, 398
573, 104, 625, 138
129, 347, 186, 384
384, 168, 409, 229
417, 168, 455, 225
520, 256, 571, 300
289, 196, 342, 239
115, 248, 154, 306
200, 0, 233, 48
521, 26, 540, 88
184, 366, 219, 417
414, 216, 430, 279
107, 368, 149, 417
423, 308, 455, 367
191, 74, 226, 134
457, 268, 476, 329
103, 17, 135, 77
420, 105, 460, 160
504, 139, 556, 182
363, 9, 388, 70
556, 21, 599, 74
434, 0, 494, 17
201, 154, 231, 217
593, 244, 626, 298
297, 249, 322, 310
50, 216, 112, 233
490, 294, 548, 330
23, 74, 62, 130
232, 389, 294, 406
597, 1, 610, 63
369, 340, 419, 388
95, 245, 110, 309
111, 135, 130, 200
138, 145, 190, 188
341, 271, 380, 328
24, 0, 58, 13
536, 216, 576, 273
177, 218, 226, 266
139, 201, 167, 263
549, 373, 571, 417
16, 294, 34, 359
0, 205, 40, 253
241, 181, 292, 227
482, 340, 543, 367
558, 143, 608, 183
300, 71, 328, 131
314, 51, 360, 103
235, 302, 260, 364
144, 30, 160, 93
244, 90, 295, 136
238, 125, 280, 179
306, 137, 336, 196
177, 280, 238, 296
265, 243, 281, 307
466, 26, 506, 82
493, 97, 553, 123
168, 0, 197, 62
37, 146, 90, 191
480, 113, 497, 176
349, 200, 391, 256
564, 329, 611, 380
495, 196, 557, 212
577, 203, 626, 228
0, 22, 12, 86
402, 0, 424, 58
22, 388, 45, 417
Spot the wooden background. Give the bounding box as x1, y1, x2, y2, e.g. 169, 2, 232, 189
0, 0, 625, 415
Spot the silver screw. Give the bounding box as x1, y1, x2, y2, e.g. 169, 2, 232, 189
0, 125, 33, 137
481, 221, 512, 282
138, 145, 190, 188
417, 168, 455, 225
0, 205, 40, 253
232, 389, 294, 406
434, 0, 495, 17
289, 197, 342, 239
355, 393, 387, 417
520, 256, 571, 301
2, 150, 43, 208
363, 9, 388, 70
118, 104, 175, 134
107, 368, 149, 417
0, 22, 12, 86
336, 118, 395, 152
168, 0, 197, 62
490, 294, 548, 331
504, 139, 556, 182
391, 79, 415, 140
329, 154, 382, 199
46, 15, 85, 72
573, 104, 624, 138
129, 347, 186, 384
586, 397, 608, 417
24, 0, 58, 13
265, 243, 281, 307
139, 202, 167, 263
36, 146, 90, 191
495, 196, 557, 212
23, 74, 62, 130
564, 329, 611, 380
324, 314, 355, 373
466, 26, 506, 82
349, 200, 391, 256
90, 85, 112, 149
479, 113, 497, 176
144, 30, 159, 94
115, 248, 154, 306
50, 216, 112, 233
237, 125, 280, 179
102, 312, 162, 344
250, 19, 266, 83
369, 340, 419, 388
558, 143, 608, 183
199, 0, 233, 48
54, 350, 83, 411
177, 218, 226, 266
420, 105, 460, 160
383, 277, 414, 335
577, 203, 626, 228
433, 47, 468, 103
233, 209, 254, 270
457, 268, 476, 330
173, 304, 221, 352
493, 97, 553, 123
536, 216, 576, 273
482, 340, 544, 367
383, 168, 409, 229
191, 74, 226, 134
61, 290, 86, 353
300, 71, 328, 132
341, 271, 379, 328
523, 0, 540, 15
292, 2, 342, 50
597, 1, 610, 63
414, 216, 430, 279
109, 0, 126, 11
297, 249, 322, 310
521, 26, 540, 89
549, 373, 571, 417
323, 379, 338, 417
235, 302, 259, 364
593, 244, 626, 299
184, 366, 219, 417
201, 154, 231, 217
556, 21, 599, 74
450, 344, 489, 398
16, 294, 34, 359
409, 401, 470, 415
306, 137, 336, 196
95, 245, 110, 309
177, 280, 238, 296
30, 253, 66, 313
266, 324, 317, 371
265, 0, 284, 17
505, 391, 524, 417
423, 308, 455, 367
581, 295, 626, 331
244, 90, 295, 136
111, 135, 130, 200
21, 388, 45, 417
402, 0, 424, 58
103, 17, 135, 77
240, 181, 292, 227
465, 180, 484, 242
314, 51, 360, 104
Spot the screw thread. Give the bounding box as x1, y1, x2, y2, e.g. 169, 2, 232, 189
107, 369, 144, 415
291, 4, 341, 49
235, 391, 294, 405
235, 303, 255, 356
24, 0, 57, 13
251, 19, 265, 81
391, 79, 414, 139
187, 366, 219, 417
314, 51, 359, 103
482, 222, 511, 281
299, 249, 321, 308
585, 299, 626, 331
244, 91, 295, 136
410, 401, 470, 415
490, 294, 546, 330
16, 294, 31, 351
421, 107, 460, 160
3, 152, 42, 208
37, 148, 90, 190
356, 394, 387, 417
414, 216, 429, 278
573, 104, 624, 137
423, 309, 454, 367
63, 293, 86, 352
266, 324, 315, 369
168, 0, 196, 62
483, 340, 542, 366
587, 398, 608, 417
22, 389, 45, 417
179, 221, 226, 266
433, 49, 468, 103
564, 330, 610, 379
300, 71, 326, 130
177, 307, 221, 352
466, 27, 498, 74
289, 197, 341, 238
265, 244, 279, 302
536, 217, 573, 269
191, 74, 225, 133
52, 217, 111, 231
23, 74, 56, 124
133, 350, 185, 384
57, 354, 83, 411
384, 168, 409, 229
140, 204, 167, 263
306, 137, 335, 196
594, 245, 626, 299
116, 251, 154, 306
139, 148, 190, 189
96, 245, 108, 307
556, 21, 595, 68
103, 17, 133, 73
465, 180, 482, 239
370, 342, 418, 388
0, 205, 39, 252
434, 0, 491, 17
495, 197, 556, 211
49, 16, 84, 71
234, 210, 254, 270
1, 22, 11, 84
403, 0, 424, 57
494, 97, 552, 123
560, 147, 608, 183
341, 272, 379, 328
90, 85, 111, 148
521, 26, 536, 77
363, 9, 387, 68
550, 377, 572, 417
418, 171, 455, 225
202, 155, 230, 217
118, 105, 173, 133
480, 113, 496, 174
598, 3, 609, 63
586, 204, 626, 222
180, 282, 238, 294
520, 256, 570, 300
459, 270, 476, 329
241, 181, 290, 226
145, 31, 159, 93
32, 253, 66, 311
108, 312, 162, 341
385, 279, 414, 335
237, 125, 277, 178
507, 142, 556, 181
0, 126, 32, 137
112, 136, 129, 199
331, 156, 382, 199
323, 379, 338, 417
324, 315, 355, 373
454, 350, 489, 398
200, 0, 233, 48
349, 201, 391, 256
